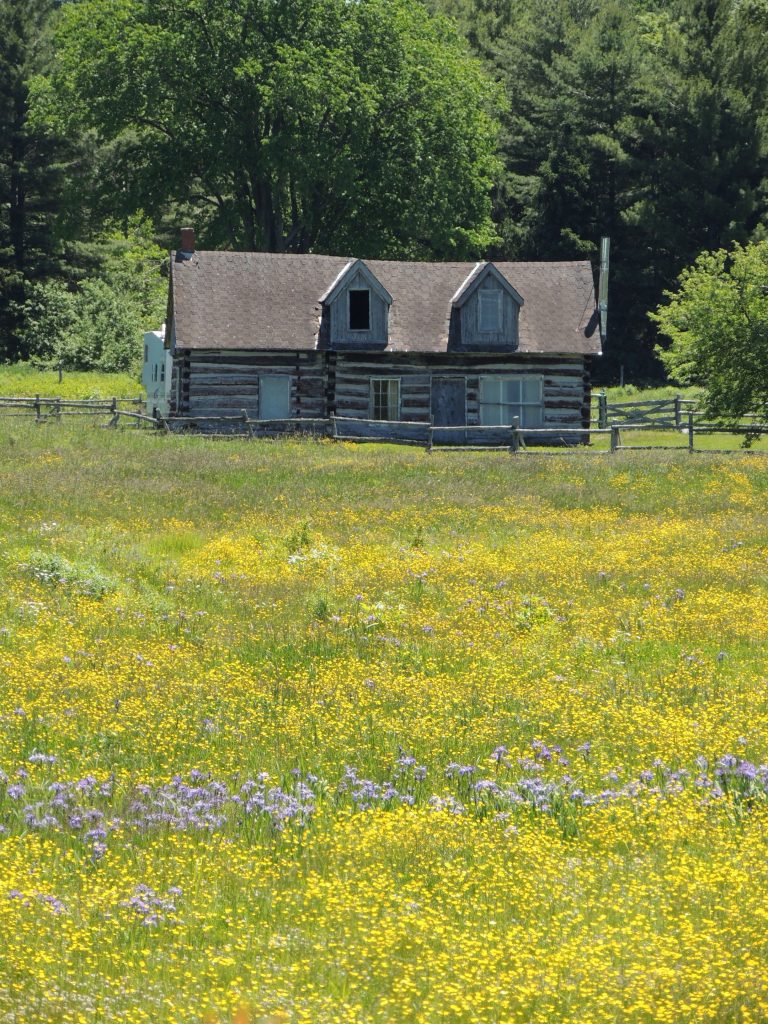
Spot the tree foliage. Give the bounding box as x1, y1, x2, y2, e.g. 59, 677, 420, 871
0, 0, 76, 360
3, 0, 768, 379
427, 0, 768, 379
22, 219, 167, 372
34, 0, 501, 259
652, 241, 768, 421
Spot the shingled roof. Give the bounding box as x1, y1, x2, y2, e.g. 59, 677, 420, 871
169, 251, 601, 355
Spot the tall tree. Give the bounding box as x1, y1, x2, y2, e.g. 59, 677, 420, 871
429, 0, 768, 380
652, 240, 768, 423
0, 0, 71, 360
35, 0, 502, 260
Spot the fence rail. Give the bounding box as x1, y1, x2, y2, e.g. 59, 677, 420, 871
0, 395, 145, 424
149, 413, 768, 454
1, 394, 767, 454
591, 391, 765, 433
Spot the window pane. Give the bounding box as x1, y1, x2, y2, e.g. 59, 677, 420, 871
349, 290, 370, 331
371, 379, 399, 420
481, 403, 503, 426
522, 404, 542, 427
479, 376, 507, 424
372, 380, 382, 419
480, 377, 500, 404
478, 290, 502, 332
479, 375, 544, 425
386, 380, 399, 420
522, 377, 541, 403
502, 378, 521, 404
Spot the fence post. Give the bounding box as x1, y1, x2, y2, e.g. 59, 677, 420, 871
674, 395, 682, 429
598, 391, 608, 430
688, 411, 695, 452
331, 415, 338, 440
34, 394, 41, 422
427, 425, 433, 453
510, 415, 520, 454
610, 424, 619, 453
108, 397, 119, 428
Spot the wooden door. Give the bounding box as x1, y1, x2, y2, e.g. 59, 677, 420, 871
431, 377, 466, 426
259, 375, 291, 419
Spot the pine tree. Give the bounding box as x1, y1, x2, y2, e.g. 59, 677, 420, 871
629, 0, 766, 374
0, 0, 71, 360
429, 0, 768, 381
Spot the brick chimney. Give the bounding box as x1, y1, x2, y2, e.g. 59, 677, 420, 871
179, 227, 195, 254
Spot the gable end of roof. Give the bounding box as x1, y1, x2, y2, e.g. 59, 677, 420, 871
452, 262, 525, 308
319, 258, 393, 307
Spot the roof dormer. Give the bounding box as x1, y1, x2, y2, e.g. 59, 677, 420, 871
451, 262, 523, 350
320, 259, 392, 348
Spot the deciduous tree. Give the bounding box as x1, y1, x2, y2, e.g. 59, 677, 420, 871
35, 0, 501, 259
652, 241, 768, 423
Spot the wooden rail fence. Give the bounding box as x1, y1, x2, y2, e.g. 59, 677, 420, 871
0, 395, 145, 424
1, 394, 766, 453
148, 412, 768, 454
592, 391, 763, 432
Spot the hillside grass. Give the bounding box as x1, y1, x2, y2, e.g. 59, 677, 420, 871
0, 421, 767, 1024
601, 383, 702, 403
0, 362, 143, 399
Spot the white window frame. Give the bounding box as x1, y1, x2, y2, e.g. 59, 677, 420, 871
479, 375, 543, 427
370, 377, 401, 421
478, 289, 503, 333
348, 288, 371, 332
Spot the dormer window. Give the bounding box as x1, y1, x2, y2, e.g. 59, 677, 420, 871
451, 264, 522, 349
478, 289, 502, 332
349, 289, 370, 331
320, 260, 391, 346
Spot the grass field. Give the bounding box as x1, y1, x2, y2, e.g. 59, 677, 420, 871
1, 422, 767, 1024
601, 383, 702, 403
0, 363, 143, 400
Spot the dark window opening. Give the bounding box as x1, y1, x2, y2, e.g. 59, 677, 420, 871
349, 289, 370, 331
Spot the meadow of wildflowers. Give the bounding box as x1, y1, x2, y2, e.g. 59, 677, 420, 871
0, 422, 767, 1023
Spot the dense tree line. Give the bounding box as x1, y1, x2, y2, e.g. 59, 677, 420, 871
426, 0, 768, 377
0, 0, 766, 378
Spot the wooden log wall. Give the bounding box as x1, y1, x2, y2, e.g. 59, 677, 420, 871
171, 349, 326, 420
333, 353, 587, 429
170, 347, 589, 440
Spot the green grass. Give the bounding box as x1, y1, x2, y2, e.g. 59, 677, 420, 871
601, 383, 702, 403
572, 426, 768, 453
1, 422, 768, 1024
0, 361, 143, 399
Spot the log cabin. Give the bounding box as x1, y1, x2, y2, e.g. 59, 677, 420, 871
165, 230, 601, 442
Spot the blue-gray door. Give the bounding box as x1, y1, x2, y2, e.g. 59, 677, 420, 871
431, 377, 466, 426
259, 375, 291, 419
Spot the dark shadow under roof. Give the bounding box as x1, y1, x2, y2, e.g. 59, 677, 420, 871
170, 251, 600, 355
